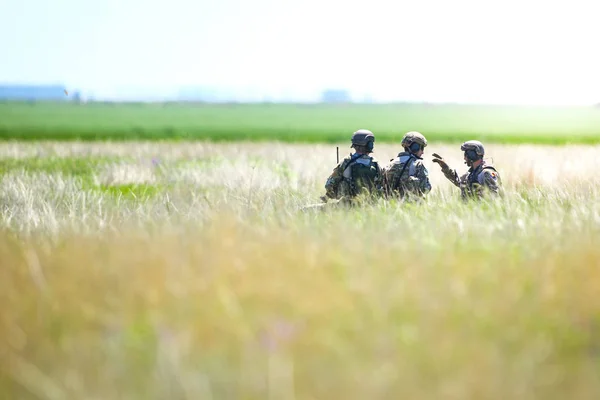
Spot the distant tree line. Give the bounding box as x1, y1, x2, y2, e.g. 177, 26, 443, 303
0, 84, 88, 104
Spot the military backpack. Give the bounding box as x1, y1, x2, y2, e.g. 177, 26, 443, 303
340, 156, 380, 197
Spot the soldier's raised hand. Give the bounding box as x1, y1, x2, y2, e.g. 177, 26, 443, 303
432, 153, 450, 172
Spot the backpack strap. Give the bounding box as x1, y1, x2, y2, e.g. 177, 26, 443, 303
482, 165, 497, 173
392, 155, 414, 191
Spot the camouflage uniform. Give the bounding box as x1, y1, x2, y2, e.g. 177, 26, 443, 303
324, 129, 383, 205
383, 131, 431, 199
433, 140, 503, 200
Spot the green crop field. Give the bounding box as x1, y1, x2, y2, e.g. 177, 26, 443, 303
1, 101, 600, 144
3, 140, 600, 398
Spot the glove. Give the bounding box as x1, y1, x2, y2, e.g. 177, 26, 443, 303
432, 153, 451, 173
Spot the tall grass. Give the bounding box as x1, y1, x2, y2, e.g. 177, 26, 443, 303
2, 142, 600, 399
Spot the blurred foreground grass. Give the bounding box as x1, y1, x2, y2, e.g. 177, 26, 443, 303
3, 206, 600, 399
2, 142, 600, 398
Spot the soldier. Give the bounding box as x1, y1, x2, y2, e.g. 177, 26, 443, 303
432, 140, 503, 200
323, 129, 383, 205
382, 131, 431, 199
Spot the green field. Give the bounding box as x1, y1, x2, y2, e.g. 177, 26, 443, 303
1, 101, 600, 144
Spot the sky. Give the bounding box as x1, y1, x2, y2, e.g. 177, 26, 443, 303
1, 0, 599, 104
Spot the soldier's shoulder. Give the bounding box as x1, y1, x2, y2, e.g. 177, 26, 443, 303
388, 152, 409, 166
479, 165, 500, 182
384, 159, 402, 171
481, 164, 500, 175
370, 157, 384, 173
369, 155, 381, 164
482, 162, 498, 169
337, 154, 354, 167
414, 158, 428, 167
414, 159, 429, 176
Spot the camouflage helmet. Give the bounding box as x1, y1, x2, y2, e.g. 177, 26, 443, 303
351, 129, 375, 148
401, 131, 428, 148
460, 140, 485, 156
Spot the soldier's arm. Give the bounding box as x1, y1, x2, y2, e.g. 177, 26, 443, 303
432, 153, 460, 187
480, 170, 501, 196
324, 162, 344, 199
414, 162, 432, 193
381, 164, 394, 193
443, 168, 461, 187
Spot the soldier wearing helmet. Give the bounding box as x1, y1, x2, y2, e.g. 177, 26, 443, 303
432, 140, 503, 200
324, 129, 383, 204
382, 131, 432, 199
